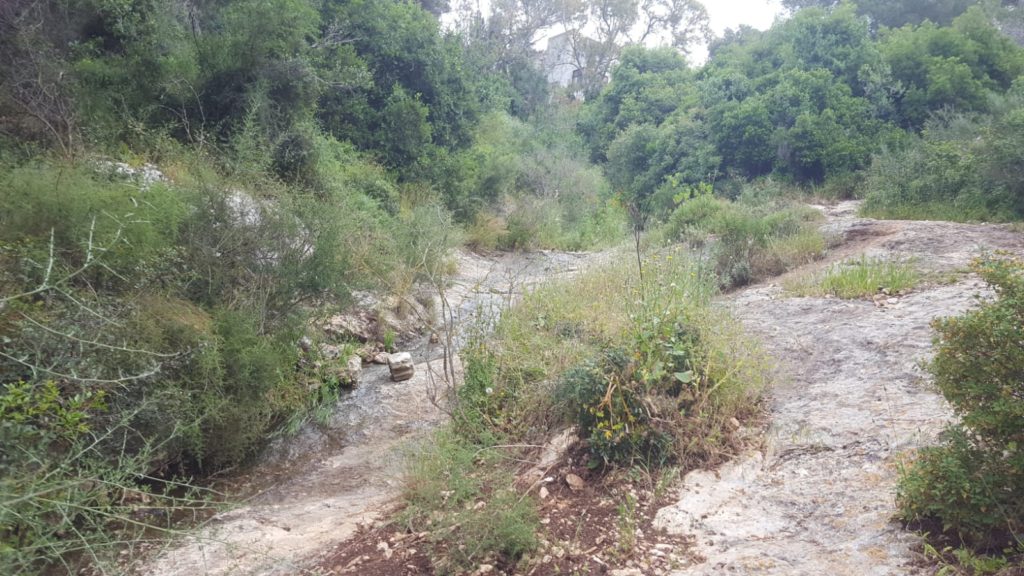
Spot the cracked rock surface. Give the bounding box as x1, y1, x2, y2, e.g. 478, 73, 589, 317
655, 202, 1024, 575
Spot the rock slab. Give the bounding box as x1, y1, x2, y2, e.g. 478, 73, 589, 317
387, 352, 415, 382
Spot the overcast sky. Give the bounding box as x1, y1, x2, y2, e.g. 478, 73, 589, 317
444, 1, 788, 63
692, 0, 785, 62
705, 0, 785, 34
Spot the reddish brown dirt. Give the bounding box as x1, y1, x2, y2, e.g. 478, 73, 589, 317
315, 447, 700, 576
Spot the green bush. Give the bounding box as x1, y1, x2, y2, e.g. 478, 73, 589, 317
0, 154, 457, 571
862, 97, 1024, 223
558, 348, 676, 466
550, 252, 763, 468
441, 111, 624, 250
0, 378, 217, 575
665, 191, 825, 288
898, 257, 1024, 548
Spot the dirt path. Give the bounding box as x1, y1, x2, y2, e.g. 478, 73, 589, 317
654, 202, 1024, 575
139, 250, 598, 576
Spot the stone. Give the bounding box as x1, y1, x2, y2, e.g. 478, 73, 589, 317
319, 344, 342, 360
523, 428, 579, 484
345, 355, 362, 385
324, 311, 376, 342
372, 352, 390, 365
387, 352, 415, 382
565, 473, 585, 491
298, 336, 313, 353
539, 486, 550, 499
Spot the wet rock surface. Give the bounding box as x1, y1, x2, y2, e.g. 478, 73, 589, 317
656, 202, 1024, 575
139, 249, 598, 576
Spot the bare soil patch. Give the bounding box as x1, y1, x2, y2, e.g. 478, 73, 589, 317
316, 446, 701, 576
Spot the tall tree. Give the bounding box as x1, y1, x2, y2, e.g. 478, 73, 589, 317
782, 0, 978, 29
563, 0, 710, 98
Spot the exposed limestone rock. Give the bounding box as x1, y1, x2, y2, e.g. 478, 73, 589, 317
565, 473, 585, 491
318, 344, 341, 360
386, 352, 414, 382
324, 311, 376, 343
344, 355, 362, 386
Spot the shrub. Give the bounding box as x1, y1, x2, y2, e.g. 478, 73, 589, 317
442, 111, 624, 251
558, 347, 677, 466
464, 210, 508, 252
861, 101, 1024, 222
554, 251, 767, 467
665, 192, 825, 288
0, 155, 455, 571
0, 379, 217, 575
898, 257, 1024, 548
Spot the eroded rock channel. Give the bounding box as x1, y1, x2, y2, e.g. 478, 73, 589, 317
140, 250, 597, 576
143, 202, 1024, 576
655, 202, 1024, 575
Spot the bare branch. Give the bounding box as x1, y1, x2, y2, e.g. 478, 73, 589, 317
0, 350, 162, 384
18, 313, 185, 358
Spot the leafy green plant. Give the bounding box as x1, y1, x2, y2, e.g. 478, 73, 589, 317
558, 348, 674, 466
898, 256, 1024, 549
0, 390, 219, 575
665, 191, 826, 289
0, 381, 106, 440
382, 330, 396, 354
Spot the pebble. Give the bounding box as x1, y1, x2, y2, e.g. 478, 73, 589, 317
565, 473, 585, 490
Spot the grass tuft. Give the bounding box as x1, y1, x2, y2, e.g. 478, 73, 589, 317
786, 255, 920, 299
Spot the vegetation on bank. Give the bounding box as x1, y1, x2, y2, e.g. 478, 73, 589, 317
398, 245, 772, 572
0, 150, 460, 573
898, 256, 1024, 555
663, 187, 827, 289
577, 2, 1024, 223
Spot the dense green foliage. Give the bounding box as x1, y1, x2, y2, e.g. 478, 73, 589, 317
581, 1, 1024, 222
451, 110, 625, 250
862, 85, 1024, 221
898, 257, 1024, 548
783, 0, 981, 29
